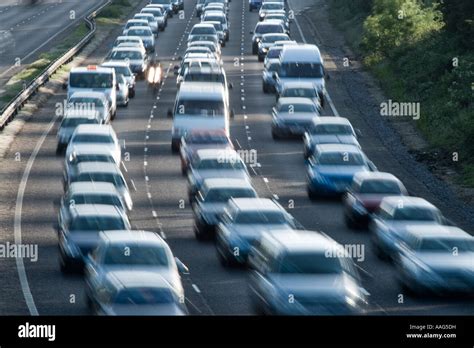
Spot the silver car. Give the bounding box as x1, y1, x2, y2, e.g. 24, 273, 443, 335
370, 196, 448, 259
67, 91, 111, 124
394, 225, 474, 294
187, 149, 250, 202
133, 13, 159, 34
101, 61, 136, 98
215, 198, 297, 266
108, 47, 149, 78
271, 97, 320, 138
248, 231, 369, 315
193, 178, 258, 240
85, 230, 189, 315
56, 108, 101, 153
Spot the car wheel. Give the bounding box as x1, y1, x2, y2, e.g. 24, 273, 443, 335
345, 214, 356, 229
194, 224, 208, 242
252, 44, 258, 55
307, 186, 317, 200
59, 256, 73, 274
258, 54, 264, 62
263, 83, 268, 93
129, 88, 135, 98
271, 129, 280, 140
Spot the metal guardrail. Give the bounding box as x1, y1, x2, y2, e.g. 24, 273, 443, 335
0, 0, 112, 131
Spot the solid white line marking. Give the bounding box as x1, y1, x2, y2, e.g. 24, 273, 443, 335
130, 179, 137, 192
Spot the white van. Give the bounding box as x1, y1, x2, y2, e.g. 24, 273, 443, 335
274, 44, 327, 106
169, 82, 230, 152
65, 66, 117, 119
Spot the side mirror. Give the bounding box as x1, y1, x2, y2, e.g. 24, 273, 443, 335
249, 31, 254, 35
62, 82, 68, 90
368, 160, 378, 172
230, 109, 235, 119
177, 55, 183, 60
116, 84, 120, 91
325, 72, 330, 81
355, 128, 362, 138
272, 72, 278, 80
167, 109, 173, 118
174, 64, 180, 70
271, 107, 277, 116
228, 82, 233, 89
175, 257, 189, 274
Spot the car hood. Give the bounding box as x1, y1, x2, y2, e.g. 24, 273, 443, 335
108, 303, 186, 316
310, 134, 359, 147
356, 194, 397, 211
316, 165, 370, 177
192, 169, 249, 183
277, 113, 317, 122
280, 78, 324, 91
233, 224, 294, 240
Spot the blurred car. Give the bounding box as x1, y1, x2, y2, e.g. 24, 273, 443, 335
85, 230, 189, 315
141, 7, 167, 31
303, 117, 360, 159
124, 26, 155, 53
263, 40, 297, 67
63, 145, 119, 187
175, 57, 221, 84
215, 198, 298, 266
202, 21, 226, 46
108, 47, 149, 78
187, 149, 250, 202
264, 12, 290, 32
306, 144, 378, 198
248, 231, 369, 315
66, 124, 121, 165
257, 33, 290, 61
343, 172, 408, 229
67, 91, 111, 124
193, 178, 258, 240
101, 61, 136, 98
179, 130, 233, 175
249, 0, 263, 11
271, 97, 320, 139
188, 23, 218, 43
57, 108, 102, 153
196, 0, 207, 16
370, 196, 449, 260
201, 11, 229, 41
133, 13, 159, 34
115, 74, 130, 107
262, 60, 280, 93
277, 81, 322, 110
394, 225, 474, 295
58, 204, 131, 272
61, 182, 127, 216
259, 2, 285, 21
149, 0, 174, 18
251, 20, 285, 55
113, 35, 146, 52
65, 162, 133, 211
187, 40, 221, 59
87, 270, 188, 315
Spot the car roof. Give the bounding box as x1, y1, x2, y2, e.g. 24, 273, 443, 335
69, 91, 108, 99
282, 81, 317, 89
381, 196, 438, 209
315, 143, 363, 154
100, 230, 168, 246
281, 44, 323, 63
70, 66, 114, 74
115, 35, 142, 41
70, 204, 124, 217
178, 82, 225, 99
278, 97, 316, 106
312, 116, 352, 126
203, 178, 254, 190
68, 182, 119, 195
64, 109, 99, 119
73, 124, 114, 135
102, 61, 131, 68
126, 26, 152, 30
76, 161, 121, 174
256, 19, 283, 26
353, 171, 400, 183
230, 198, 281, 212
262, 230, 342, 254
192, 23, 216, 29
262, 33, 288, 38
404, 225, 471, 240
68, 145, 116, 156
112, 47, 144, 53
106, 270, 172, 289
195, 148, 237, 160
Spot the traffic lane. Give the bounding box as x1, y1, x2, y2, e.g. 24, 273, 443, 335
237, 3, 474, 314
0, 0, 103, 74
138, 0, 256, 315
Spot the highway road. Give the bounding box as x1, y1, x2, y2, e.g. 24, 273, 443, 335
0, 0, 472, 316
0, 0, 105, 85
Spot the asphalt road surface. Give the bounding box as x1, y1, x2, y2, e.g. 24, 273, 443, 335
0, 0, 472, 315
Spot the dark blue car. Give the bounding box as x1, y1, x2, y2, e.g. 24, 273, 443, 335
249, 0, 263, 11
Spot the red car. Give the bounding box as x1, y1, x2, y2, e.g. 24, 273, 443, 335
179, 130, 233, 175
343, 172, 408, 229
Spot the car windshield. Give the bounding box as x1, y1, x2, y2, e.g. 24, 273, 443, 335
267, 48, 282, 59
279, 252, 343, 274
110, 50, 143, 60
192, 27, 216, 35
69, 73, 113, 88
70, 154, 115, 165
127, 28, 152, 37
280, 63, 324, 78
205, 188, 256, 202
104, 245, 169, 266
196, 159, 245, 170
73, 134, 113, 144
256, 24, 284, 34
418, 238, 474, 252
278, 103, 317, 113
262, 3, 284, 10
126, 21, 147, 29
76, 173, 125, 188
61, 118, 97, 128
184, 73, 224, 83
235, 211, 287, 224
69, 194, 123, 207
262, 35, 288, 43
176, 100, 224, 116
318, 152, 365, 166
283, 88, 317, 98
135, 16, 152, 22
113, 288, 174, 305
311, 124, 352, 135
359, 180, 402, 194
187, 134, 228, 144
393, 207, 439, 221
70, 216, 125, 231
205, 16, 225, 24
69, 97, 105, 108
